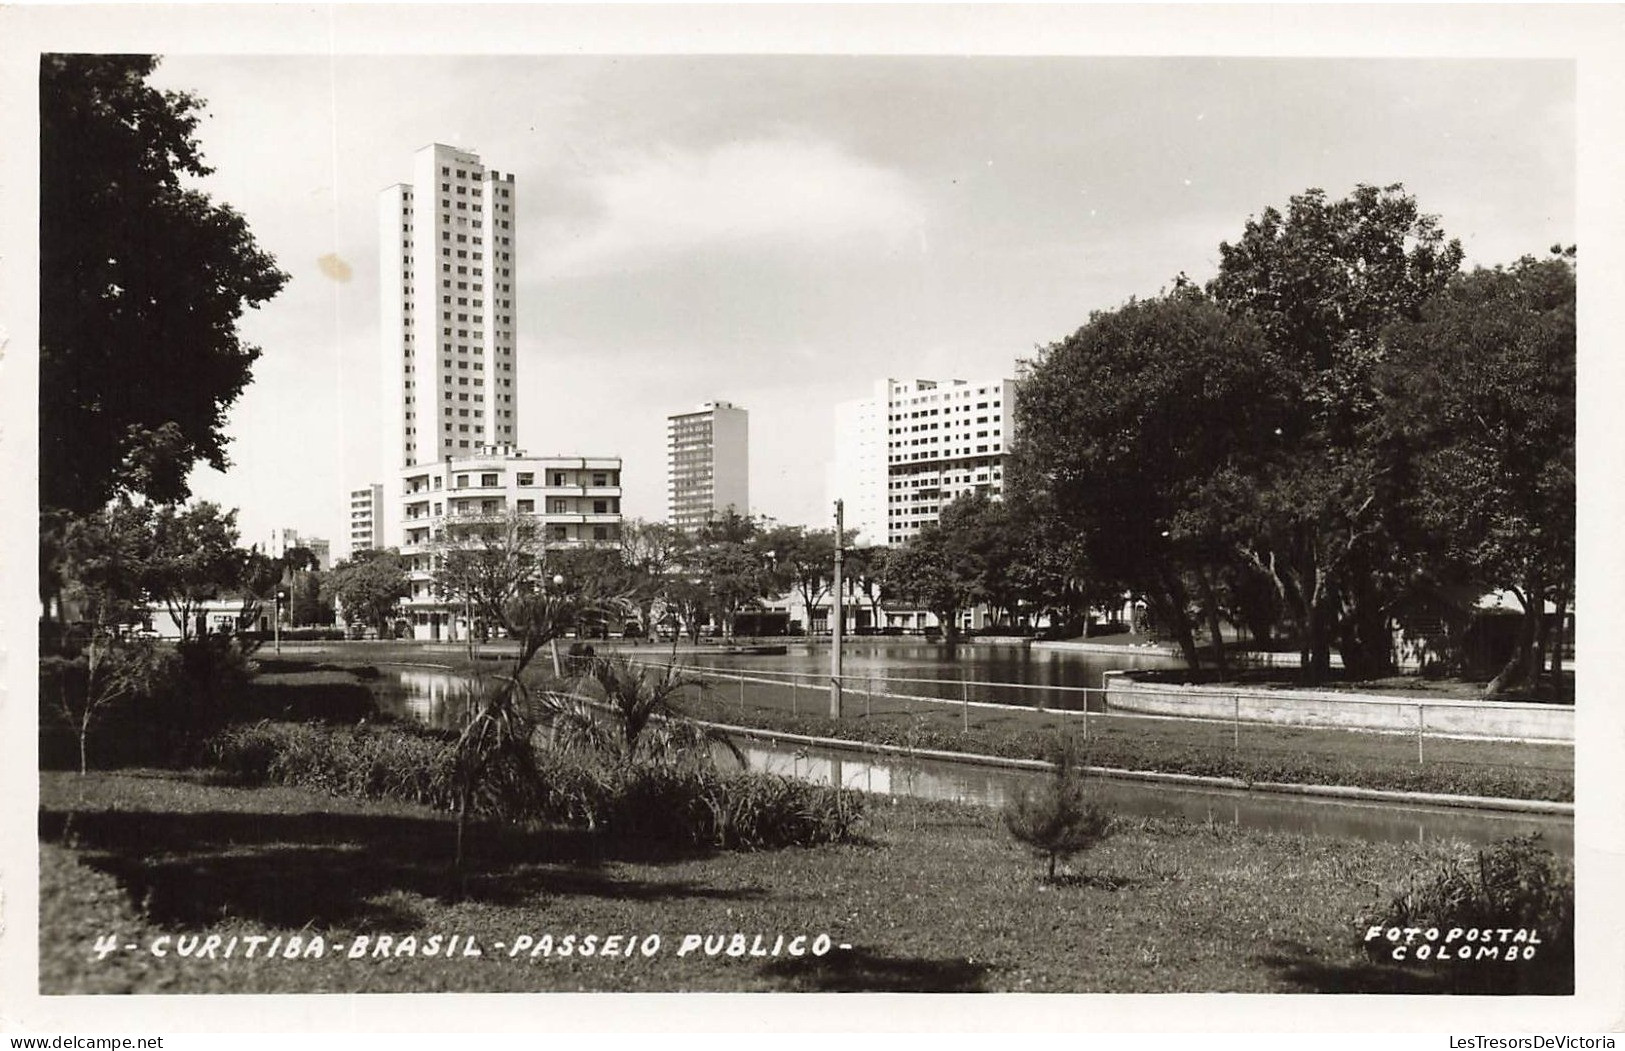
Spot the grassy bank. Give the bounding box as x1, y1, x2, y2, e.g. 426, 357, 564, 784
38, 769, 1569, 994
246, 650, 1573, 802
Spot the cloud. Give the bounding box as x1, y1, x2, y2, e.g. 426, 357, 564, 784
540, 136, 928, 274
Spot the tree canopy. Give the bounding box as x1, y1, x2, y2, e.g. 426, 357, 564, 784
326, 549, 410, 636
1379, 252, 1575, 693
40, 54, 289, 514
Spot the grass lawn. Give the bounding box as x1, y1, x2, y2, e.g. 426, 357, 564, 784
37, 769, 1566, 995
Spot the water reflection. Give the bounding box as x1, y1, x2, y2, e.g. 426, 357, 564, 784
374, 669, 471, 731
724, 739, 1571, 850
690, 642, 1178, 711
371, 666, 1571, 851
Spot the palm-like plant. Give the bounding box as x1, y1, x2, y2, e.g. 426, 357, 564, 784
552, 655, 741, 768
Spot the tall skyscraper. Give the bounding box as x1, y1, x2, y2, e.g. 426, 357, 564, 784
667, 400, 750, 532
378, 145, 623, 640
830, 376, 1016, 547
380, 143, 519, 478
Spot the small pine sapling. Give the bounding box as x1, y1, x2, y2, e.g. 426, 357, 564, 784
1003, 740, 1112, 881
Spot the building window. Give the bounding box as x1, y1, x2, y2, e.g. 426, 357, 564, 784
517, 499, 534, 513
516, 472, 533, 486
480, 473, 498, 487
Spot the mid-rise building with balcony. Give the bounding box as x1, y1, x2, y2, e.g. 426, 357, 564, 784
394, 445, 623, 639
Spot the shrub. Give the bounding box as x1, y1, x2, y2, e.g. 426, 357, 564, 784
203, 721, 863, 850
1361, 833, 1573, 994
209, 721, 462, 812
1003, 742, 1112, 880
602, 765, 863, 850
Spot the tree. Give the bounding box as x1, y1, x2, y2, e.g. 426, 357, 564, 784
1003, 492, 1096, 638
883, 521, 976, 643
144, 502, 246, 641
844, 545, 892, 630
43, 636, 177, 775
694, 541, 770, 638
39, 55, 289, 515
1009, 288, 1280, 668
1003, 741, 1112, 881
326, 549, 409, 637
428, 511, 629, 884
619, 518, 688, 639
56, 501, 157, 639
761, 525, 837, 634
1207, 183, 1464, 680
288, 569, 333, 628
1379, 252, 1575, 695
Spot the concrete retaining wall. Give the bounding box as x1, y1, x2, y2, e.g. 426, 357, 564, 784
1102, 673, 1573, 742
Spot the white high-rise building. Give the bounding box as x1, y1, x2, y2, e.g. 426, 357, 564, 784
379, 145, 623, 640
667, 400, 749, 532
829, 376, 1016, 547
380, 143, 519, 546
348, 484, 384, 558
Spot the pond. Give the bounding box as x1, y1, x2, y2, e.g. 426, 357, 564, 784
368, 666, 1572, 851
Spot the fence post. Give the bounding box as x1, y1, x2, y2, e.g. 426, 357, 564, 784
1233, 693, 1241, 755
1083, 692, 1090, 742
1417, 703, 1425, 764
738, 675, 745, 716
961, 677, 970, 734
792, 679, 798, 717
865, 676, 872, 719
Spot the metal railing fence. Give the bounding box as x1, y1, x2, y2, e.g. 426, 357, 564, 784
574, 656, 1572, 780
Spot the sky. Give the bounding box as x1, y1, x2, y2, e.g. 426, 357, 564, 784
139, 51, 1575, 556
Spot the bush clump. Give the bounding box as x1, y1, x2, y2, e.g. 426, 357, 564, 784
1361, 833, 1574, 994
209, 720, 463, 811
206, 720, 863, 850
603, 764, 863, 850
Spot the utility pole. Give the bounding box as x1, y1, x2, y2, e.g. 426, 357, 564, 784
831, 499, 844, 718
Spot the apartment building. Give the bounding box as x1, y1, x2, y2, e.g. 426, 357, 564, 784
666, 400, 749, 532
348, 484, 384, 558
379, 145, 623, 639
829, 376, 1016, 547
395, 448, 623, 638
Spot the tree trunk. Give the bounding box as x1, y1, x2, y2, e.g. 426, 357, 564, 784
1547, 591, 1570, 677
1486, 593, 1541, 697
1197, 567, 1230, 677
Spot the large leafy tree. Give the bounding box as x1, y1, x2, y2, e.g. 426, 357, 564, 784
326, 549, 410, 637
40, 55, 289, 515
1009, 287, 1280, 668
1207, 183, 1464, 679
1379, 252, 1575, 695
760, 524, 839, 634
883, 517, 977, 643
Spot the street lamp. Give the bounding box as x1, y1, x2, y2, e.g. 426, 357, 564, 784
549, 573, 566, 677
831, 500, 844, 718
274, 588, 287, 655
